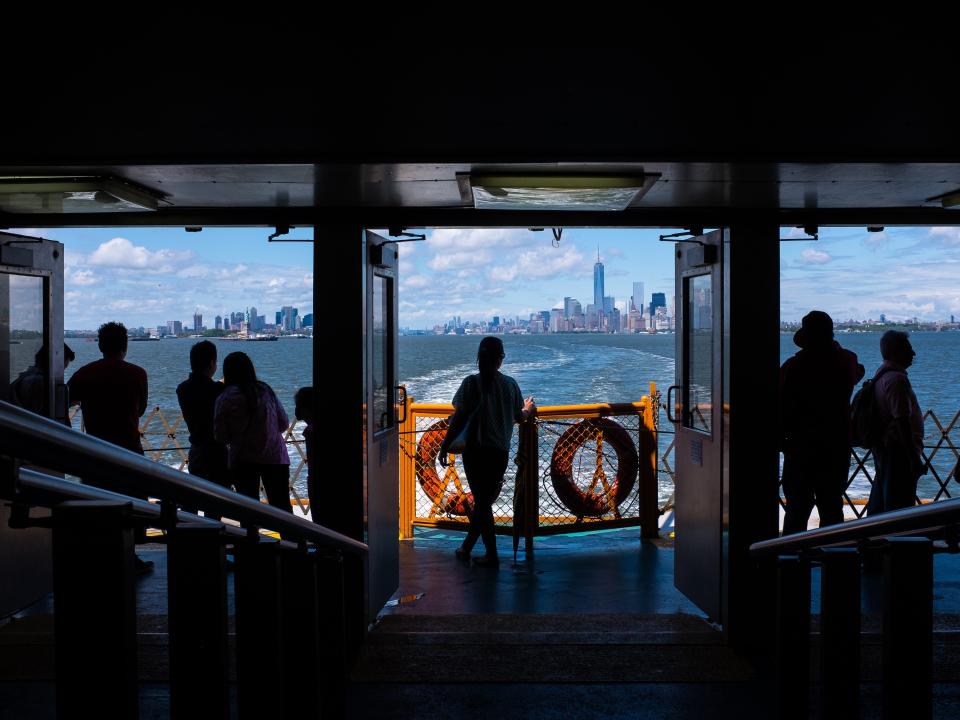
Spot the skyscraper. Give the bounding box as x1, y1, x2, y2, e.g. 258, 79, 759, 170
193, 310, 202, 333
215, 315, 222, 330
632, 282, 644, 313
650, 292, 666, 317
593, 247, 605, 310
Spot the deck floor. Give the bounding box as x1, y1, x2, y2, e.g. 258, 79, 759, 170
384, 526, 702, 618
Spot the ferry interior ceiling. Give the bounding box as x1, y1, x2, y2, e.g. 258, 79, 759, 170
0, 41, 958, 719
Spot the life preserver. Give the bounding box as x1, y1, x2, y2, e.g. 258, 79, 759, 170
416, 420, 473, 516
550, 418, 638, 517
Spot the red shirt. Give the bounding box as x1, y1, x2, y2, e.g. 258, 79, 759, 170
68, 357, 148, 453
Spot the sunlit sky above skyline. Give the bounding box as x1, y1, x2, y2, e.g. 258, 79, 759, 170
12, 225, 960, 329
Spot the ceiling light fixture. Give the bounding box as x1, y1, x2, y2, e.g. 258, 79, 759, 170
457, 173, 658, 211
0, 176, 162, 214
939, 190, 960, 209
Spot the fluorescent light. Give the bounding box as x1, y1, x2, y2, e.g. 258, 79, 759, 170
460, 174, 657, 211
940, 190, 960, 209
0, 177, 161, 213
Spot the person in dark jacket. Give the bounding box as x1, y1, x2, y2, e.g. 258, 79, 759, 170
177, 341, 230, 514
779, 311, 865, 534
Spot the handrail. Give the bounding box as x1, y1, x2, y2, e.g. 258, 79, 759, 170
15, 467, 263, 538
750, 496, 960, 557
409, 399, 649, 420
0, 401, 366, 555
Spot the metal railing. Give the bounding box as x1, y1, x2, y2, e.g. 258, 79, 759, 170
749, 496, 960, 719
0, 400, 365, 719
399, 383, 661, 546
774, 406, 960, 520
68, 404, 314, 515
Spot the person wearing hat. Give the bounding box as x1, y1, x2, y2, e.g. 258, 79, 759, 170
779, 311, 865, 534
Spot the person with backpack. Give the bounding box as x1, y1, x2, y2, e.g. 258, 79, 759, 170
779, 311, 864, 534
864, 330, 926, 515
438, 337, 536, 567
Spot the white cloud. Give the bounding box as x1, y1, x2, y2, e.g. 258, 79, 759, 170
783, 227, 814, 240
89, 237, 193, 270
800, 249, 832, 264
428, 228, 534, 251
929, 227, 960, 245
428, 250, 489, 272
176, 264, 210, 279
66, 268, 99, 286
863, 231, 888, 249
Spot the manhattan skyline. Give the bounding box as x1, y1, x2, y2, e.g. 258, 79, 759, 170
12, 225, 960, 329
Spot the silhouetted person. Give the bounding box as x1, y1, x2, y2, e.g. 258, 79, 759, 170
68, 323, 148, 454
779, 311, 864, 534
67, 322, 152, 572
294, 386, 318, 520
866, 330, 926, 515
214, 351, 292, 514
177, 341, 230, 514
439, 337, 536, 567
11, 343, 74, 420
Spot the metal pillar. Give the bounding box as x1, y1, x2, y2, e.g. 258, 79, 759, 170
52, 500, 138, 720
280, 547, 322, 718
776, 553, 811, 720
234, 535, 284, 720
726, 222, 781, 649
168, 522, 229, 720
317, 551, 348, 720
820, 548, 861, 719
881, 537, 932, 720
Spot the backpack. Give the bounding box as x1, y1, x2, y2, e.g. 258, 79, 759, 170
850, 367, 892, 449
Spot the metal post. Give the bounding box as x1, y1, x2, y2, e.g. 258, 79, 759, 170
639, 389, 659, 539
820, 548, 861, 720
168, 522, 229, 720
316, 550, 348, 720
399, 396, 416, 539
234, 534, 284, 720
52, 500, 138, 720
280, 547, 322, 718
776, 553, 811, 720
881, 537, 933, 720
525, 418, 538, 556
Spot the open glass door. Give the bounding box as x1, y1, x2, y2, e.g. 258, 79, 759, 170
0, 231, 64, 618
672, 229, 724, 621
0, 233, 65, 421
364, 231, 401, 622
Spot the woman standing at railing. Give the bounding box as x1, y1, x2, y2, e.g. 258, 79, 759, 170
214, 351, 292, 513
439, 336, 536, 568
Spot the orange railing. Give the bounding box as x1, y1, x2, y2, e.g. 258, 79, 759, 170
398, 384, 661, 547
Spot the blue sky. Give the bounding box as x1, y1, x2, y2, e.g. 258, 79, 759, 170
12, 225, 960, 329
14, 227, 314, 330
779, 225, 960, 323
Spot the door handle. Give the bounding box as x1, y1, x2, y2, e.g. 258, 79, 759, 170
666, 385, 681, 424
395, 385, 408, 424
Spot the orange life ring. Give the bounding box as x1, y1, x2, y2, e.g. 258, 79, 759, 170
416, 420, 473, 516
549, 418, 638, 517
